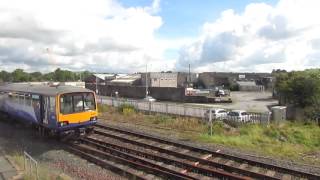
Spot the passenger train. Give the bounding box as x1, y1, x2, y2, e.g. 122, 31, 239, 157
0, 83, 98, 137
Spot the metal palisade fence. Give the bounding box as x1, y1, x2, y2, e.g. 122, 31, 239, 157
98, 96, 271, 124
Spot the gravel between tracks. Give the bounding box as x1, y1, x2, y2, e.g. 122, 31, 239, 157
0, 119, 125, 180
103, 120, 320, 176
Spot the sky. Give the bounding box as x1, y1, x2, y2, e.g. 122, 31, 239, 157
0, 0, 319, 73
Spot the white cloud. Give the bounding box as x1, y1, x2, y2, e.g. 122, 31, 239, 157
0, 0, 170, 72
177, 0, 320, 72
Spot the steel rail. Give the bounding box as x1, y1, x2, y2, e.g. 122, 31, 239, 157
67, 142, 194, 180
93, 128, 280, 179
94, 123, 320, 180
66, 144, 148, 180
82, 136, 251, 180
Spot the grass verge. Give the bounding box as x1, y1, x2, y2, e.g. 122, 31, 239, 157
195, 121, 320, 165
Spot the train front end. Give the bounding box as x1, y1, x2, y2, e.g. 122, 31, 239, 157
57, 91, 98, 136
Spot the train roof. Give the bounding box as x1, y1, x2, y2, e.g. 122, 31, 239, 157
0, 83, 93, 96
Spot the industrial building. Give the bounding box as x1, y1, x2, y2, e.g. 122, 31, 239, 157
140, 72, 197, 88
198, 72, 273, 90
236, 81, 264, 91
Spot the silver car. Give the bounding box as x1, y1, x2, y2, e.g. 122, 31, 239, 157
205, 108, 228, 121
225, 110, 252, 122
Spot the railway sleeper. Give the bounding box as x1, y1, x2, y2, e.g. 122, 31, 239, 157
92, 129, 279, 180
66, 145, 148, 180
72, 142, 196, 180
82, 137, 252, 180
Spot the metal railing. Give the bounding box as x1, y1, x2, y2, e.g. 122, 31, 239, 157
98, 97, 271, 124
24, 151, 38, 180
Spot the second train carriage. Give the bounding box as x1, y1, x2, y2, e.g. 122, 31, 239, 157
0, 83, 98, 136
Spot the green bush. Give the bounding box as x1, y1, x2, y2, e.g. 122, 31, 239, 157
97, 104, 108, 112
211, 121, 224, 135
118, 104, 136, 116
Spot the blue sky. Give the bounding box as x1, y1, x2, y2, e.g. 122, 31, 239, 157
120, 0, 278, 38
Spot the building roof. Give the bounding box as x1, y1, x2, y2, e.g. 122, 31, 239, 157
0, 83, 93, 96
236, 81, 257, 86
110, 79, 137, 83
110, 74, 141, 84
93, 73, 115, 80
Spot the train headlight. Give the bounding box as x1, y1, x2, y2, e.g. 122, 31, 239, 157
59, 121, 69, 127
90, 116, 97, 121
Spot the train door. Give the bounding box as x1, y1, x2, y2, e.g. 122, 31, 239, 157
42, 96, 49, 125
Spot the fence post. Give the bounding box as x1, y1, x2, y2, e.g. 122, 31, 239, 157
183, 105, 186, 116
209, 108, 212, 136
267, 112, 271, 124
24, 153, 26, 171
111, 97, 114, 107
166, 103, 168, 114
149, 101, 151, 115
24, 151, 39, 180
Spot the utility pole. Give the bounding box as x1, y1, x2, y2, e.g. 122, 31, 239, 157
188, 63, 191, 87
95, 75, 98, 94
145, 64, 148, 98
188, 64, 191, 82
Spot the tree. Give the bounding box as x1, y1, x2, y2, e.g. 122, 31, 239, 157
30, 72, 43, 81
12, 69, 30, 82
0, 70, 12, 82
275, 69, 320, 120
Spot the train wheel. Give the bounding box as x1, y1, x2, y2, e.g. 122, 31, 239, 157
85, 127, 94, 135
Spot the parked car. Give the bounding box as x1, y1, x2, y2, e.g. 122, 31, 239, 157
143, 96, 156, 102
216, 89, 225, 96
224, 110, 252, 122
204, 108, 228, 121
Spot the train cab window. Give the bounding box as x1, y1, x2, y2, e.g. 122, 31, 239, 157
60, 95, 73, 114
60, 93, 95, 114
84, 93, 95, 110
73, 94, 84, 112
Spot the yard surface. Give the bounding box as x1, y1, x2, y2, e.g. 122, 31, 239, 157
187, 91, 278, 112
99, 104, 320, 169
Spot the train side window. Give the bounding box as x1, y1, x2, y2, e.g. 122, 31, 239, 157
19, 94, 24, 104
13, 94, 19, 103
32, 94, 40, 108
25, 94, 32, 106
8, 93, 13, 101
60, 95, 73, 114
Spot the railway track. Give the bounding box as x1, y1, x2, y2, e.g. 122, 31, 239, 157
68, 123, 320, 179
